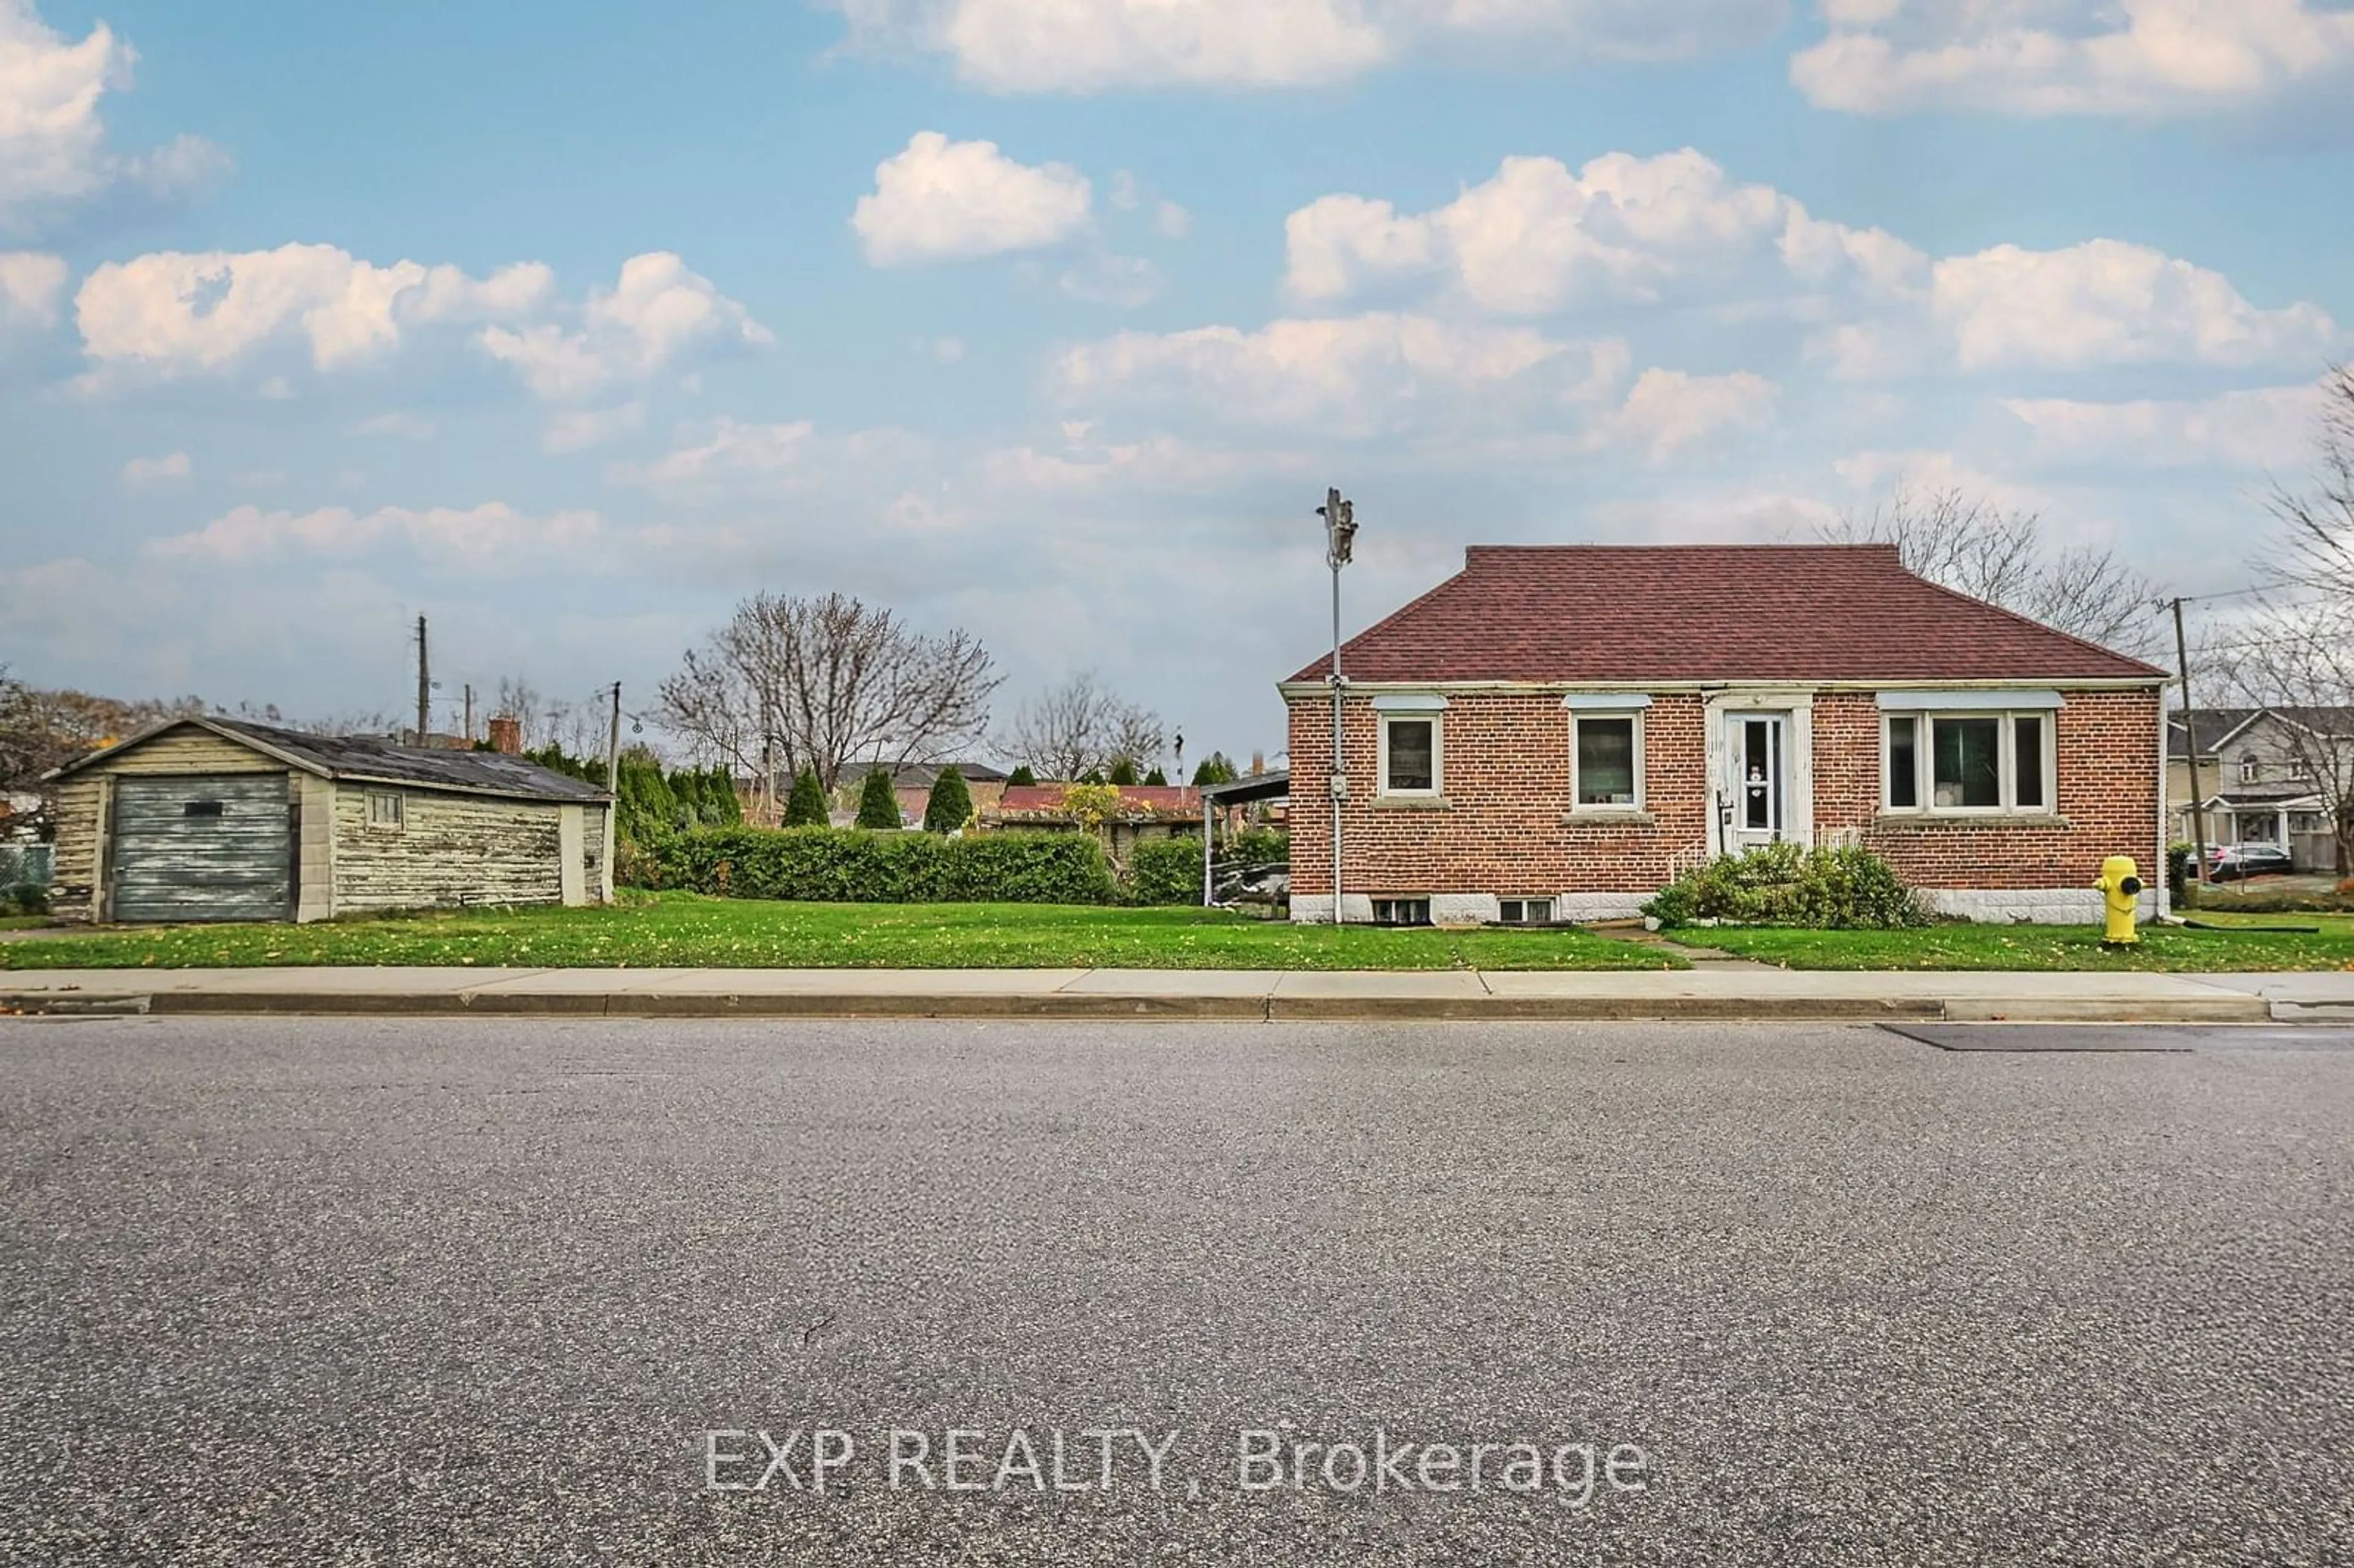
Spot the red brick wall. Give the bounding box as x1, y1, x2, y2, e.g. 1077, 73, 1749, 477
1286, 688, 2160, 896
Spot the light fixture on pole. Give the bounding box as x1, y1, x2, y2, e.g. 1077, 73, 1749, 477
1318, 487, 1356, 926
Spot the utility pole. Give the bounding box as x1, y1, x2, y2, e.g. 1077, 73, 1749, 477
414, 615, 430, 747
2173, 598, 2210, 894
1319, 488, 1357, 926
462, 683, 475, 745
605, 682, 622, 796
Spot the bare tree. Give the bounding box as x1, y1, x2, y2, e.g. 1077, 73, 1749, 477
656, 592, 999, 790
2272, 363, 2354, 605
1000, 672, 1165, 781
2210, 603, 2354, 873
1819, 485, 2166, 658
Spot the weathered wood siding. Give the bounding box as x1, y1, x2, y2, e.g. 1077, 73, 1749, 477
330, 783, 567, 912
50, 774, 104, 920
48, 731, 291, 923
584, 804, 609, 901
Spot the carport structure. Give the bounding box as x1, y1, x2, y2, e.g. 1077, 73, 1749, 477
1198, 770, 1289, 907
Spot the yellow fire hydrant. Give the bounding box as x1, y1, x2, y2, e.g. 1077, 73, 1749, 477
2094, 854, 2143, 945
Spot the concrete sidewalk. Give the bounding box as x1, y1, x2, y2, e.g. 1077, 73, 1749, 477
6, 964, 2347, 1022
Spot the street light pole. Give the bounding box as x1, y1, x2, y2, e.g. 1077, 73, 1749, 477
1319, 488, 1357, 926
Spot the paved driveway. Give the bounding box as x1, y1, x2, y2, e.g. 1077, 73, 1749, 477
1, 1018, 2348, 1565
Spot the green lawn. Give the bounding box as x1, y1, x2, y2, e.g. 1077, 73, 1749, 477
0, 914, 58, 932
1693, 918, 2354, 972
0, 894, 1683, 972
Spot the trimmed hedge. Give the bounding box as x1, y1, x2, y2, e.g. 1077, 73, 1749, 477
1643, 843, 1927, 930
1129, 837, 1203, 905
654, 826, 1119, 904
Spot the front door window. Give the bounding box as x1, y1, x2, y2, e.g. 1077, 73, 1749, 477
1731, 714, 1786, 847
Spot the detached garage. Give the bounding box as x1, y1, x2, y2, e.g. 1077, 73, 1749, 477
45, 717, 612, 924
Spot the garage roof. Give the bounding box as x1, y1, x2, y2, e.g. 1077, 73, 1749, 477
49, 716, 612, 803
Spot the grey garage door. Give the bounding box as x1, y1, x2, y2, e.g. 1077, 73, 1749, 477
110, 774, 292, 923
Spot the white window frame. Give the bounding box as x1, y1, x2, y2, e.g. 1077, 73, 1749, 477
366, 790, 405, 830
1880, 710, 2057, 816
1497, 897, 1555, 925
1569, 710, 1644, 812
1378, 714, 1442, 797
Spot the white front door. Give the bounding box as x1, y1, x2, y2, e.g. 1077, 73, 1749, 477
1729, 712, 1788, 851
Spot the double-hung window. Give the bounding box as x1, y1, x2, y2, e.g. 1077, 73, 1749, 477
1563, 694, 1648, 812
1879, 693, 2059, 816
1373, 695, 1446, 798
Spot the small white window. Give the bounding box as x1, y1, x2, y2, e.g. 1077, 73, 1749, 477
2239, 753, 2260, 784
1371, 897, 1431, 926
1571, 713, 1642, 809
1497, 898, 1553, 925
367, 791, 405, 829
1379, 716, 1440, 796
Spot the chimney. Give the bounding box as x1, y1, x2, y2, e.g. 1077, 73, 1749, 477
487, 715, 523, 755
1250, 750, 1265, 776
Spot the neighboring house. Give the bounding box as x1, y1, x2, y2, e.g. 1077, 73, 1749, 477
1279, 544, 2169, 926
986, 783, 1203, 864
2167, 706, 2351, 872
891, 761, 1008, 827
45, 716, 613, 924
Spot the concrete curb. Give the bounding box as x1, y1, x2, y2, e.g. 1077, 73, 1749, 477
0, 988, 2277, 1024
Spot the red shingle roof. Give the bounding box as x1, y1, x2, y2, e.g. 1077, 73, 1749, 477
1285, 544, 2166, 685
994, 784, 1202, 822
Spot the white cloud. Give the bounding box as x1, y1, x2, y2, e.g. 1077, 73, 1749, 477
147, 502, 603, 568
1794, 0, 2354, 118
0, 247, 64, 329
0, 0, 227, 230
542, 401, 644, 454
1927, 240, 2336, 373
1287, 151, 2336, 376
2003, 382, 2323, 469
1155, 199, 1191, 239
827, 0, 1785, 93
120, 450, 189, 488
1602, 368, 1780, 462
615, 417, 933, 501
1283, 149, 1925, 314
477, 252, 770, 400
977, 434, 1310, 494
72, 243, 548, 381
351, 411, 438, 439
1053, 311, 1628, 438
1057, 249, 1161, 306
853, 132, 1093, 266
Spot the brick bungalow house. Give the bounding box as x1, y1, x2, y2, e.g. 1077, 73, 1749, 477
1280, 544, 2169, 926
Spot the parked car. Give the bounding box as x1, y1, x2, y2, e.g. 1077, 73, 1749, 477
2207, 843, 2294, 881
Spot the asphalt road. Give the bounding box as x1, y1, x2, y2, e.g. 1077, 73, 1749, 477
1, 1018, 2348, 1566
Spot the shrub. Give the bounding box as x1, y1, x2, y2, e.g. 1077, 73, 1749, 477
614, 837, 665, 890
923, 767, 973, 833
1107, 757, 1140, 786
1129, 837, 1203, 905
1231, 827, 1289, 867
1006, 764, 1038, 787
654, 826, 1118, 905
855, 768, 903, 829
784, 767, 830, 828
2, 881, 50, 916
1143, 767, 1168, 786
1642, 844, 1927, 929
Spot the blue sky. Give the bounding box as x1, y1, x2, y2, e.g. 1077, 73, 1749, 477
5, 0, 2352, 762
